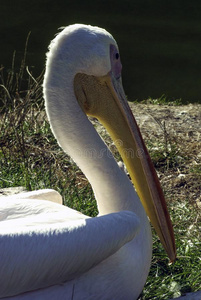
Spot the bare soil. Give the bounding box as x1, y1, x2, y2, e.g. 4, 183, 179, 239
129, 103, 201, 208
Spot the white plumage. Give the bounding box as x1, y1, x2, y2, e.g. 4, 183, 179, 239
0, 24, 175, 299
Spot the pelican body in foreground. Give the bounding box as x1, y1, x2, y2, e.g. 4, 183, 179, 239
0, 24, 176, 299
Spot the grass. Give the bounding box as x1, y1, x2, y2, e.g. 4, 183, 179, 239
141, 200, 201, 299
0, 58, 201, 299
140, 94, 183, 106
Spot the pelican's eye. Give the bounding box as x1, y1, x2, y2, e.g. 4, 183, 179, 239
110, 44, 122, 79
115, 53, 119, 60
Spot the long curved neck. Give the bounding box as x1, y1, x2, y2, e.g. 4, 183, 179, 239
44, 52, 143, 216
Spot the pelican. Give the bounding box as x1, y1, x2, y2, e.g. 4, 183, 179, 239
0, 24, 176, 299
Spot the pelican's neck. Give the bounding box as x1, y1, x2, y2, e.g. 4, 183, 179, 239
44, 53, 144, 217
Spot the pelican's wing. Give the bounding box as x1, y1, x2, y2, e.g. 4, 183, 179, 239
5, 189, 63, 204
0, 197, 140, 298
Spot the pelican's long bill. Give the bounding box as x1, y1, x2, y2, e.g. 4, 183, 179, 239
74, 72, 176, 262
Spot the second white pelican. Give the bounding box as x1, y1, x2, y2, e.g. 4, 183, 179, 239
0, 24, 176, 299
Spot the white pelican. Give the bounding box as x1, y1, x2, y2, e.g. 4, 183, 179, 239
0, 24, 176, 299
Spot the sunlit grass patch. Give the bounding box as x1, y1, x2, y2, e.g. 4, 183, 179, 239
140, 199, 201, 299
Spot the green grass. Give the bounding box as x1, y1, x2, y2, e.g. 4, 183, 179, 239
141, 200, 201, 299
141, 95, 183, 106
0, 62, 201, 299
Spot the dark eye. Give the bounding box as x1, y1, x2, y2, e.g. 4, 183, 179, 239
115, 52, 119, 60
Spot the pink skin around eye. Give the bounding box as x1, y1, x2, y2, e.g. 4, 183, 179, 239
110, 44, 122, 79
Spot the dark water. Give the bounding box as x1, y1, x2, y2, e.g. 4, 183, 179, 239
1, 0, 201, 103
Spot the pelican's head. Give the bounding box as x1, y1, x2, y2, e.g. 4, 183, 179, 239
46, 24, 176, 262
46, 24, 121, 81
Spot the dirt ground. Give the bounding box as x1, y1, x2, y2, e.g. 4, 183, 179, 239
129, 103, 201, 208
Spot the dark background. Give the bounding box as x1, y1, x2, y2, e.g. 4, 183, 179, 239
1, 0, 201, 103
